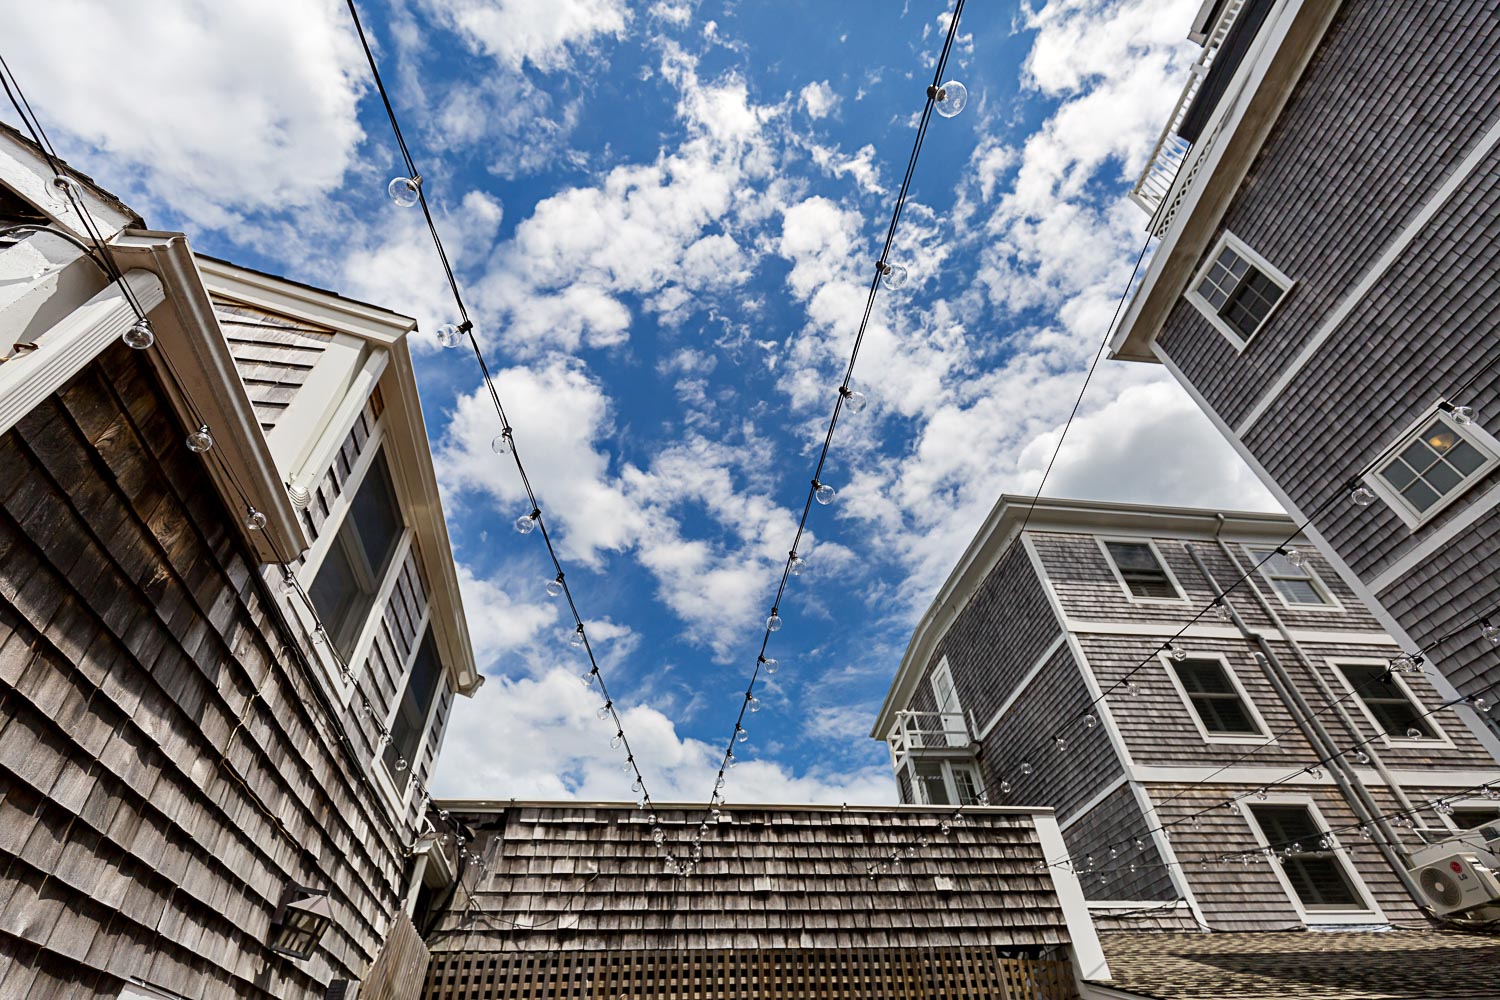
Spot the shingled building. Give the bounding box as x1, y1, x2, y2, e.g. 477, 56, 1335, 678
0, 126, 478, 996
418, 801, 1108, 1000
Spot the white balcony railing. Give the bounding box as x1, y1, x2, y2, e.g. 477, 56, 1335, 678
1129, 0, 1248, 234
887, 710, 971, 766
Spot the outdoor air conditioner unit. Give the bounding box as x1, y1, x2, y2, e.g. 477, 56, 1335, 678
1408, 825, 1500, 917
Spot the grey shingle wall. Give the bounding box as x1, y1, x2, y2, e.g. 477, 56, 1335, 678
975, 643, 1122, 818
214, 297, 335, 434
424, 804, 1072, 955
0, 345, 421, 998
1062, 782, 1177, 904
1156, 0, 1500, 428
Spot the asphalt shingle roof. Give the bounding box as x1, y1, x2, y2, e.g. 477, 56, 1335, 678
1095, 929, 1500, 999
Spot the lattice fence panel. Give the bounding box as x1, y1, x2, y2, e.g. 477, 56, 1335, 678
423, 948, 1077, 1000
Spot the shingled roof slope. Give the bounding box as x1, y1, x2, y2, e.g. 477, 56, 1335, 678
1094, 929, 1500, 999
427, 802, 1077, 954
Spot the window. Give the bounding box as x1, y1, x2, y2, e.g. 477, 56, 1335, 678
1244, 546, 1336, 608
309, 450, 405, 658
1170, 657, 1264, 737
1102, 540, 1182, 601
912, 760, 982, 807
1247, 804, 1366, 911
1367, 412, 1498, 527
384, 629, 444, 791
1334, 662, 1438, 741
1185, 233, 1292, 349
1450, 807, 1500, 833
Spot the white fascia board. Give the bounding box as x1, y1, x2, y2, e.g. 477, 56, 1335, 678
111, 230, 309, 564
196, 255, 416, 347
0, 127, 140, 242
1108, 0, 1341, 364
379, 339, 481, 697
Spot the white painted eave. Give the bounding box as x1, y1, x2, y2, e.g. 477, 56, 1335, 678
196, 256, 417, 347
1109, 0, 1342, 364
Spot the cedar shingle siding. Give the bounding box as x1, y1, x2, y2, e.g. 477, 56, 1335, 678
0, 344, 423, 998
421, 803, 1080, 1000
1151, 0, 1500, 705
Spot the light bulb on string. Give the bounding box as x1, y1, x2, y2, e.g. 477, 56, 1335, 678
122, 317, 155, 350
388, 175, 421, 206
1472, 695, 1491, 713
1278, 546, 1304, 568
1354, 749, 1370, 764
186, 425, 214, 453
759, 655, 778, 676
726, 751, 737, 769
1349, 484, 1376, 506
244, 506, 267, 531
931, 80, 968, 117
610, 731, 624, 750
596, 701, 613, 721
1405, 726, 1422, 739
1083, 713, 1097, 729
492, 429, 513, 455
1166, 642, 1187, 662
789, 553, 807, 577
515, 510, 539, 534
878, 260, 908, 290
1213, 600, 1233, 623
747, 693, 761, 713
395, 757, 409, 772
1481, 619, 1500, 645
570, 626, 586, 649
1019, 761, 1033, 776
582, 667, 599, 688
813, 481, 836, 505
1126, 678, 1140, 696
766, 610, 783, 633
839, 385, 868, 413
735, 725, 749, 744
1054, 736, 1067, 752
48, 173, 82, 208
436, 323, 466, 349
545, 575, 564, 598
999, 779, 1012, 794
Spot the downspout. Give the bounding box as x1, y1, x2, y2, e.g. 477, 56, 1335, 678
1181, 543, 1427, 908
1209, 518, 1433, 842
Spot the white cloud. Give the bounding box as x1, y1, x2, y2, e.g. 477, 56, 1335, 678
799, 80, 842, 120
1, 0, 368, 227
432, 667, 896, 804
419, 0, 629, 72
454, 563, 556, 671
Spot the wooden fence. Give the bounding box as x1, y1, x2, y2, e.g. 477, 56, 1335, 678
360, 913, 431, 1000
422, 947, 1077, 1000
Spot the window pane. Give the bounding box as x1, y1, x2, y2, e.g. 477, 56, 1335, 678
953, 767, 980, 806
1400, 479, 1441, 511
384, 630, 444, 789
1452, 808, 1499, 831
1378, 459, 1418, 491
350, 452, 403, 583
1250, 805, 1363, 909
1175, 659, 1260, 734
1422, 423, 1457, 454
1446, 440, 1485, 476
1423, 459, 1462, 496
1398, 439, 1437, 471
915, 763, 950, 806
1106, 542, 1178, 599
1277, 579, 1324, 605
309, 537, 370, 657
1337, 664, 1433, 738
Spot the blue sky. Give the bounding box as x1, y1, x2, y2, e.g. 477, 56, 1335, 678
7, 0, 1278, 804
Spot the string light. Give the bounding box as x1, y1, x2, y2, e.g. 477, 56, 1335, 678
185, 424, 214, 453
930, 79, 968, 118
1481, 618, 1500, 645
766, 609, 783, 632
387, 175, 420, 206
839, 385, 868, 413
877, 260, 909, 289
244, 506, 267, 531
759, 655, 779, 675
1165, 641, 1187, 662
545, 574, 565, 598
789, 554, 807, 577
514, 509, 540, 535
813, 480, 837, 505
1277, 545, 1304, 568
1212, 600, 1233, 623
1349, 484, 1376, 506
491, 428, 513, 454
435, 322, 466, 348
123, 317, 155, 350
570, 625, 587, 649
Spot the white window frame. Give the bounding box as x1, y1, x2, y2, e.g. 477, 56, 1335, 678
1159, 650, 1272, 746
1237, 794, 1384, 925
372, 609, 443, 815
290, 421, 416, 704
1326, 657, 1453, 750
1359, 407, 1500, 531
1184, 231, 1295, 352
929, 658, 963, 716
1440, 800, 1500, 835
1096, 536, 1189, 605
1243, 544, 1343, 612
908, 759, 983, 807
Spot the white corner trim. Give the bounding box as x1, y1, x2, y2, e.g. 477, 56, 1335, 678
974, 633, 1067, 743
0, 269, 165, 436
1235, 110, 1500, 435
1034, 812, 1111, 982
1059, 774, 1130, 831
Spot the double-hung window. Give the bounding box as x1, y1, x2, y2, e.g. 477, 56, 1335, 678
1102, 539, 1183, 601
1168, 656, 1265, 740
1246, 803, 1370, 914
1450, 807, 1500, 833
1247, 546, 1335, 608
912, 760, 982, 807
1333, 662, 1441, 743
1185, 233, 1292, 350
1364, 411, 1498, 528
308, 449, 405, 659
384, 628, 443, 791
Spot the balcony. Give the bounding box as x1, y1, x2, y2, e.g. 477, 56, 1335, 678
1129, 0, 1249, 235
886, 710, 973, 768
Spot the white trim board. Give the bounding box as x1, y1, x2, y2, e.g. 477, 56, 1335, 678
1059, 774, 1130, 831
1127, 763, 1497, 788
